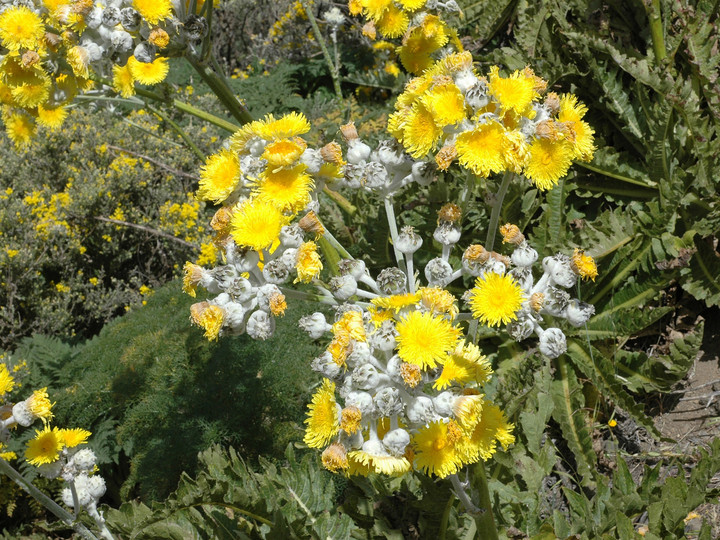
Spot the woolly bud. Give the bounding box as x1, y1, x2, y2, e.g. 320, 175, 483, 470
435, 144, 457, 171
396, 226, 423, 254
102, 6, 121, 26
564, 300, 595, 327
86, 475, 106, 499
345, 391, 375, 416
120, 7, 141, 30
246, 310, 275, 340
377, 267, 407, 295
299, 312, 331, 339
411, 161, 436, 186
511, 243, 538, 267
538, 328, 567, 358
383, 428, 410, 456
329, 274, 358, 301
338, 259, 367, 280
280, 224, 304, 248
320, 142, 343, 164
542, 255, 577, 289
373, 387, 403, 416
507, 317, 534, 341
433, 222, 461, 246
438, 203, 462, 224
133, 42, 156, 63
71, 448, 97, 472
347, 140, 372, 164
406, 396, 437, 425
262, 259, 290, 284
184, 15, 208, 42
433, 391, 456, 417
424, 257, 454, 287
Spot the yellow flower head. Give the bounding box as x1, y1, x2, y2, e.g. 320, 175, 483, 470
524, 138, 574, 191
112, 63, 135, 98
303, 379, 339, 448
230, 199, 286, 251
488, 66, 539, 115
189, 302, 224, 341
25, 426, 63, 466
128, 56, 169, 85
332, 310, 366, 342
254, 112, 311, 140
197, 149, 241, 204
133, 0, 172, 25
58, 428, 91, 448
253, 163, 313, 213
421, 82, 466, 128
412, 420, 465, 478
558, 94, 595, 161
67, 46, 90, 78
376, 5, 408, 38
402, 102, 443, 158
0, 7, 44, 51
395, 310, 460, 369
340, 406, 362, 435
0, 364, 15, 395
321, 442, 349, 472
36, 104, 68, 130
10, 76, 51, 108
261, 137, 307, 168
349, 447, 412, 476
28, 388, 54, 422
397, 0, 427, 10
419, 287, 458, 318
183, 261, 203, 297
362, 0, 393, 22
370, 292, 421, 312
4, 110, 36, 147
453, 392, 485, 432
295, 241, 323, 283
468, 273, 524, 327
435, 342, 492, 390
571, 248, 598, 281
457, 403, 515, 463
456, 122, 508, 177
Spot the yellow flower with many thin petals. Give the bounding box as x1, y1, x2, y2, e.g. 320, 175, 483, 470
558, 94, 596, 161
376, 5, 408, 38
421, 83, 466, 127
254, 112, 311, 140
303, 379, 339, 448
396, 310, 460, 369
457, 403, 515, 462
468, 273, 524, 327
571, 248, 598, 281
58, 428, 91, 448
112, 63, 136, 98
488, 66, 538, 115
253, 163, 313, 213
197, 149, 241, 204
190, 302, 224, 341
3, 111, 36, 147
295, 241, 323, 283
370, 292, 421, 312
230, 199, 286, 251
402, 102, 443, 158
0, 364, 15, 395
0, 7, 44, 51
25, 426, 63, 466
262, 138, 307, 168
524, 138, 574, 191
128, 56, 170, 85
37, 104, 68, 130
412, 420, 465, 478
133, 0, 172, 25
456, 122, 508, 177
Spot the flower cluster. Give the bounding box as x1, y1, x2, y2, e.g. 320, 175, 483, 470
349, 0, 461, 74
0, 363, 108, 534
387, 52, 596, 190
0, 0, 211, 146
465, 223, 597, 359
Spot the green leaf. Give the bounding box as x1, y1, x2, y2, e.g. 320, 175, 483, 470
680, 235, 720, 306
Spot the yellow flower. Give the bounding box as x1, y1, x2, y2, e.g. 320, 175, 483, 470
197, 149, 241, 204
128, 56, 170, 85
0, 363, 15, 395
456, 122, 508, 177
25, 426, 63, 466
303, 379, 339, 448
133, 0, 172, 25
349, 447, 412, 476
321, 442, 349, 472
0, 443, 16, 461
370, 292, 421, 312
10, 77, 51, 108
419, 287, 458, 318
183, 261, 203, 297
402, 102, 443, 158
261, 137, 307, 168
487, 66, 538, 115
295, 241, 323, 283
457, 403, 514, 463
254, 112, 311, 140
37, 104, 68, 130
363, 0, 393, 21
253, 163, 313, 213
27, 387, 54, 423
58, 428, 91, 448
0, 7, 44, 51
112, 63, 135, 98
332, 310, 367, 342
67, 46, 90, 78
397, 0, 427, 10
468, 273, 524, 327
376, 5, 408, 38
3, 111, 36, 147
230, 199, 286, 251
421, 83, 466, 128
395, 310, 460, 369
571, 248, 598, 281
524, 138, 574, 191
412, 420, 465, 478
453, 393, 485, 432
189, 302, 224, 341
434, 342, 492, 390
558, 94, 595, 161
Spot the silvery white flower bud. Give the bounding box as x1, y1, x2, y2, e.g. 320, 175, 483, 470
464, 83, 490, 110
346, 341, 373, 368
538, 328, 567, 358
184, 15, 208, 42
262, 259, 290, 284
346, 391, 375, 416
330, 274, 358, 301
374, 140, 406, 169
120, 7, 141, 30
480, 259, 508, 278
507, 316, 535, 341
396, 226, 423, 254
433, 222, 461, 246
374, 387, 403, 416
102, 6, 121, 26
343, 163, 364, 189
70, 449, 96, 472
411, 161, 435, 186
542, 286, 571, 317
338, 259, 366, 280
385, 355, 403, 384
377, 267, 407, 295
406, 396, 437, 425
347, 139, 372, 164
246, 310, 275, 340
212, 292, 232, 308
86, 7, 103, 28
223, 302, 246, 330
233, 249, 260, 273
323, 6, 345, 26
454, 69, 478, 94
512, 243, 538, 267
210, 266, 236, 290
11, 402, 33, 427
369, 320, 397, 352
280, 225, 304, 248
227, 277, 253, 303
353, 363, 382, 390
433, 391, 456, 417
111, 30, 133, 52
444, 0, 461, 12
300, 148, 323, 174
543, 255, 576, 289
61, 487, 74, 508
82, 41, 104, 62
311, 352, 342, 379
133, 42, 156, 63
361, 438, 387, 456
383, 428, 410, 456
299, 312, 331, 339
510, 266, 533, 291
256, 284, 282, 312
564, 300, 595, 327
86, 475, 106, 500
36, 461, 62, 479
279, 248, 297, 270
425, 257, 454, 287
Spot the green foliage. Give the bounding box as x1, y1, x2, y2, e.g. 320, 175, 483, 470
10, 280, 323, 502
105, 445, 355, 539
0, 108, 217, 351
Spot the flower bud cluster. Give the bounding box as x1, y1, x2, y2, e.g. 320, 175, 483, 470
387, 51, 596, 191
0, 0, 208, 146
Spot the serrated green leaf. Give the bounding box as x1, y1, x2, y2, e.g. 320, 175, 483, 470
680, 235, 720, 306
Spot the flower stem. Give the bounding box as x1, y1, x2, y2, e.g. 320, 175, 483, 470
300, 0, 343, 100
0, 460, 99, 540
468, 461, 499, 540
384, 197, 407, 274
485, 172, 513, 252
147, 105, 206, 161
645, 0, 667, 63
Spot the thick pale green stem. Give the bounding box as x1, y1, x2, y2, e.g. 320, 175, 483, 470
300, 0, 343, 100
645, 0, 667, 63
323, 186, 356, 215
148, 105, 206, 161
469, 461, 500, 540
384, 197, 407, 274
0, 460, 99, 540
485, 172, 513, 252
